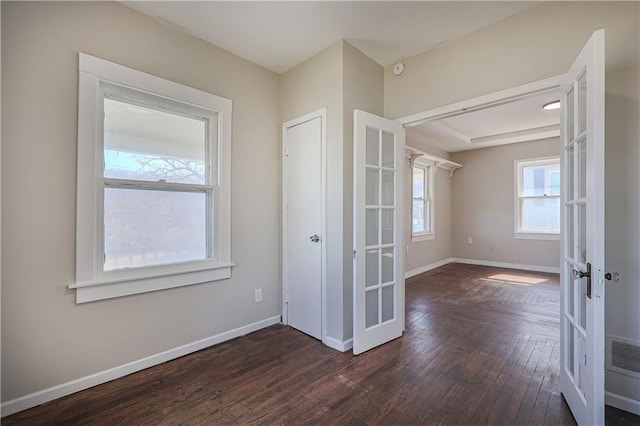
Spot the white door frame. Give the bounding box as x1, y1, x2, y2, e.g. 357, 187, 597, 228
398, 75, 564, 127
282, 108, 328, 344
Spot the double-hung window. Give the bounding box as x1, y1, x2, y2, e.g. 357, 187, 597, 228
412, 161, 434, 241
71, 53, 233, 303
515, 157, 560, 239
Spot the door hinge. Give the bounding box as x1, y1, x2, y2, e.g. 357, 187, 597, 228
353, 250, 356, 259
285, 291, 289, 303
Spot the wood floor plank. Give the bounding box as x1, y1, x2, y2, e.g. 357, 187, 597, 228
5, 264, 638, 425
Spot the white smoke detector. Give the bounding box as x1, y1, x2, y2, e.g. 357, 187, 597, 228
393, 62, 405, 76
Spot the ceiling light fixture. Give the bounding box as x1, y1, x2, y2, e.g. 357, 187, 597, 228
543, 100, 561, 110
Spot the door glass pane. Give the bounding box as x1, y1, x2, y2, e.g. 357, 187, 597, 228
366, 289, 379, 328
568, 265, 575, 317
381, 209, 394, 245
579, 277, 587, 330
365, 250, 379, 288
579, 140, 587, 198
567, 204, 574, 259
579, 204, 587, 263
366, 209, 379, 246
521, 197, 560, 233
568, 324, 575, 376
366, 168, 379, 205
366, 128, 379, 166
578, 72, 587, 134
103, 98, 208, 184
104, 188, 207, 270
567, 145, 574, 200
381, 131, 394, 168
566, 86, 574, 141
381, 170, 394, 206
382, 285, 394, 322
381, 247, 394, 284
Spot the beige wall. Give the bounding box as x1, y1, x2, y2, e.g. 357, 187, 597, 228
280, 41, 345, 341
405, 163, 453, 274
2, 1, 281, 402
342, 42, 383, 340
280, 40, 383, 342
385, 0, 640, 405
450, 139, 561, 268
404, 137, 453, 274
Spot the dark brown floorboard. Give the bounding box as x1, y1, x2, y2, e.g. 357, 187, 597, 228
4, 264, 639, 425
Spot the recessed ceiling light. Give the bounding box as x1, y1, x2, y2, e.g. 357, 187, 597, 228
543, 100, 560, 110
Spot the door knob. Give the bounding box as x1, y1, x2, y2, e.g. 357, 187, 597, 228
605, 272, 620, 282
310, 234, 320, 243
572, 263, 592, 299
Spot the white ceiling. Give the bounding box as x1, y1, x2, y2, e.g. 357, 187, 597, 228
122, 1, 539, 74
123, 1, 553, 153
406, 90, 561, 153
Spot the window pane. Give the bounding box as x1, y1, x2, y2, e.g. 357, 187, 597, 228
412, 200, 425, 233
104, 188, 208, 270
522, 163, 560, 196
521, 197, 560, 233
104, 98, 209, 184
412, 168, 424, 198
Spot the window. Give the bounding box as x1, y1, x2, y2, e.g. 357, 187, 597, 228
515, 157, 560, 239
412, 161, 434, 241
71, 53, 233, 303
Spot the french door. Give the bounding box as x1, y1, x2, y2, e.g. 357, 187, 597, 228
353, 110, 405, 355
560, 29, 605, 426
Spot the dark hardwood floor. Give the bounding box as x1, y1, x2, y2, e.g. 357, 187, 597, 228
5, 264, 639, 425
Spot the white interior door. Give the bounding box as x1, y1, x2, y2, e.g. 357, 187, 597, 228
284, 113, 323, 340
560, 29, 605, 426
353, 110, 405, 355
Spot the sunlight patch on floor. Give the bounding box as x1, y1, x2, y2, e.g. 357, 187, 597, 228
484, 273, 547, 285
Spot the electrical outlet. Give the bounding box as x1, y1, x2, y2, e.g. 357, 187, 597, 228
467, 237, 473, 245
254, 288, 263, 303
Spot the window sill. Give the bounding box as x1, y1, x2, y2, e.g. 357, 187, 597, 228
412, 233, 435, 243
514, 232, 560, 241
69, 263, 235, 303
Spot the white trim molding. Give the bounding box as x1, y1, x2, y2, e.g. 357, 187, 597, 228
405, 258, 455, 279
0, 316, 281, 418
454, 258, 560, 274
325, 337, 354, 352
605, 392, 640, 416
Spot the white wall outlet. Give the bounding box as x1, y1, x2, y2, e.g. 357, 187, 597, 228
467, 237, 473, 245
254, 288, 263, 303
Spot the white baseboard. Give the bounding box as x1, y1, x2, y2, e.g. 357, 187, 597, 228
606, 391, 640, 416
404, 258, 455, 279
1, 315, 281, 418
324, 336, 353, 352
453, 258, 560, 274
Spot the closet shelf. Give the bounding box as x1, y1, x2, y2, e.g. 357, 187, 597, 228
405, 146, 463, 178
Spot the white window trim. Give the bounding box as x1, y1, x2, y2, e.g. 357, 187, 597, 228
411, 158, 435, 242
70, 53, 233, 303
514, 156, 560, 241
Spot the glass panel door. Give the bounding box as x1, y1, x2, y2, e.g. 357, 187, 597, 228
354, 110, 405, 355
560, 30, 605, 426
